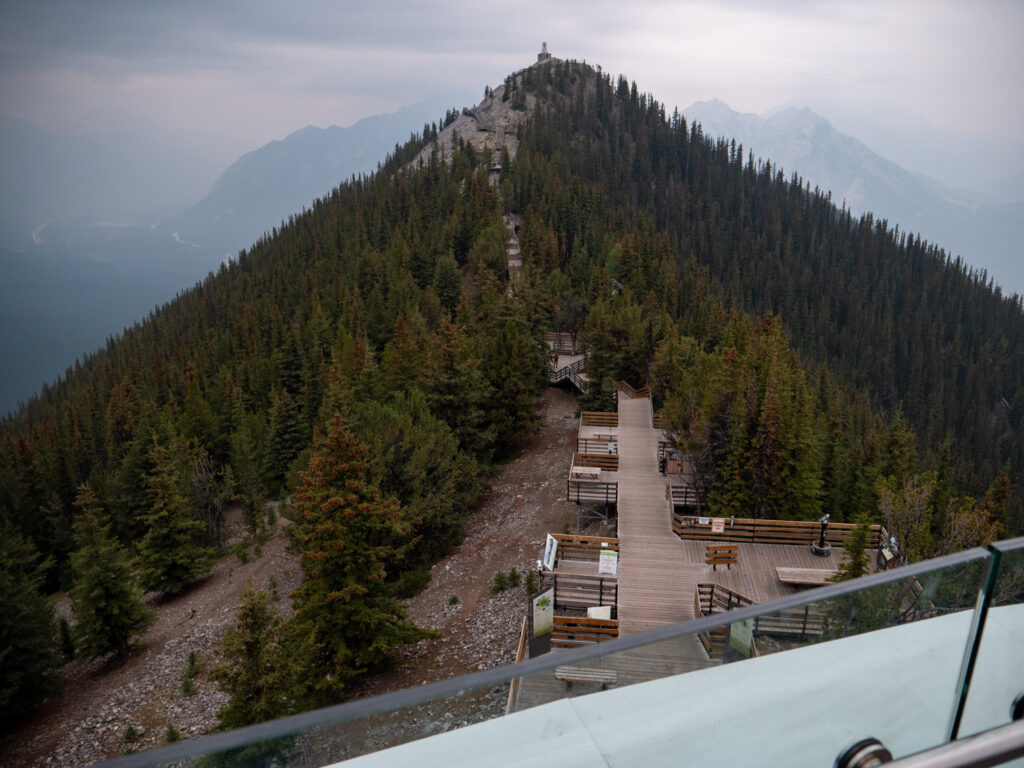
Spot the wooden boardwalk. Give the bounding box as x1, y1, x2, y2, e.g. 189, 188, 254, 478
513, 389, 846, 713
615, 396, 701, 634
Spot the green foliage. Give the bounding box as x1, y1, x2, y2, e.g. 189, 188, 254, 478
490, 571, 509, 594
832, 512, 873, 582
181, 677, 196, 695
69, 484, 153, 658
490, 568, 521, 594
448, 595, 459, 606
211, 586, 294, 729
123, 725, 140, 743
287, 419, 429, 704
165, 725, 181, 743
185, 650, 200, 679
0, 521, 62, 723
136, 434, 213, 595
524, 570, 539, 595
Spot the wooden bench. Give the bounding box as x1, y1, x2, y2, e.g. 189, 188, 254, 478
776, 567, 836, 586
554, 666, 618, 690
706, 544, 738, 570
551, 616, 619, 648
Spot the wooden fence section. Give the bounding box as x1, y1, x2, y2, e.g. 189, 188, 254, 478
673, 516, 883, 549
617, 381, 651, 399
551, 616, 620, 648
754, 605, 825, 640
551, 533, 620, 562
581, 411, 618, 427
666, 484, 701, 510
577, 436, 616, 454
694, 582, 824, 648
540, 572, 618, 610
566, 479, 618, 505
545, 331, 578, 354
694, 583, 755, 659
573, 452, 620, 471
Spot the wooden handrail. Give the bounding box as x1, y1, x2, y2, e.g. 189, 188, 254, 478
673, 515, 884, 549
617, 381, 651, 399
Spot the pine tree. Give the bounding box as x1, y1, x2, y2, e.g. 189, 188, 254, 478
137, 434, 212, 595
0, 520, 61, 723
287, 418, 428, 704
832, 511, 872, 582
211, 585, 294, 728
69, 484, 152, 657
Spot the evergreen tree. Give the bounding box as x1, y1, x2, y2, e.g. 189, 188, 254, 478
211, 585, 294, 728
831, 511, 872, 582
0, 521, 61, 724
137, 434, 212, 595
287, 418, 428, 704
69, 484, 152, 657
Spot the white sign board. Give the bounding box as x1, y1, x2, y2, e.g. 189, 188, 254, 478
598, 548, 619, 575
587, 605, 612, 620
698, 516, 710, 526
532, 588, 554, 638
543, 534, 559, 571
711, 518, 725, 533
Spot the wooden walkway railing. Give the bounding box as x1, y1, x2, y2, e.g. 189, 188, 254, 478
694, 583, 755, 659
580, 411, 618, 427
545, 331, 578, 354
573, 452, 619, 471
566, 479, 618, 505
577, 436, 617, 454
694, 582, 824, 657
540, 572, 618, 610
551, 533, 620, 562
617, 381, 651, 399
549, 357, 587, 387
551, 616, 619, 648
673, 516, 884, 549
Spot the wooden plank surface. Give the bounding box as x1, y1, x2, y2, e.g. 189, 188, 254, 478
776, 566, 837, 585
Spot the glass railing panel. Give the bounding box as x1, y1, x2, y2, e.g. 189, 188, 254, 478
958, 536, 1024, 742
97, 548, 992, 768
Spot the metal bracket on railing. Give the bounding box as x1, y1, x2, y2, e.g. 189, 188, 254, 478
835, 737, 893, 768
836, 715, 1024, 768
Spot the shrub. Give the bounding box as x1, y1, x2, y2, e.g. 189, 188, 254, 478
165, 725, 181, 743
123, 725, 140, 743
524, 570, 538, 595
448, 595, 459, 606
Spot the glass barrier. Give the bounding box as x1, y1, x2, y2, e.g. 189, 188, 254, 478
97, 546, 997, 768
956, 536, 1024, 742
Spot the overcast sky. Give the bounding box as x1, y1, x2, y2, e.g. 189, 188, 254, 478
2, 0, 1022, 165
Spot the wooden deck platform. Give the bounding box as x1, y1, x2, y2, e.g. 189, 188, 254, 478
514, 390, 854, 713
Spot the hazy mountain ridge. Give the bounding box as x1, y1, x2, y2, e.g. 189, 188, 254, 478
171, 93, 477, 259
684, 99, 1024, 296
0, 94, 475, 413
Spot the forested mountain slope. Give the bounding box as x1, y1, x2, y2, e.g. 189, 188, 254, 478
1, 57, 1021, 726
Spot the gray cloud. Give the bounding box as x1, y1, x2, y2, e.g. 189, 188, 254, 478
1, 0, 1021, 166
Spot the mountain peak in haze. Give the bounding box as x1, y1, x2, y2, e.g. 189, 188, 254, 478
684, 99, 1023, 296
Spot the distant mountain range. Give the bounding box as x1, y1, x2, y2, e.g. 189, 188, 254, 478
0, 93, 474, 413
684, 99, 1024, 297
168, 93, 476, 260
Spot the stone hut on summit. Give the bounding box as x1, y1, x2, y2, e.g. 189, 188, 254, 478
537, 42, 552, 62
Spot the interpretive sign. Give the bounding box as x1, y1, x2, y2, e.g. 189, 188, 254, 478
598, 548, 618, 575
711, 518, 725, 533
725, 618, 754, 662
543, 534, 558, 571
532, 588, 554, 638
